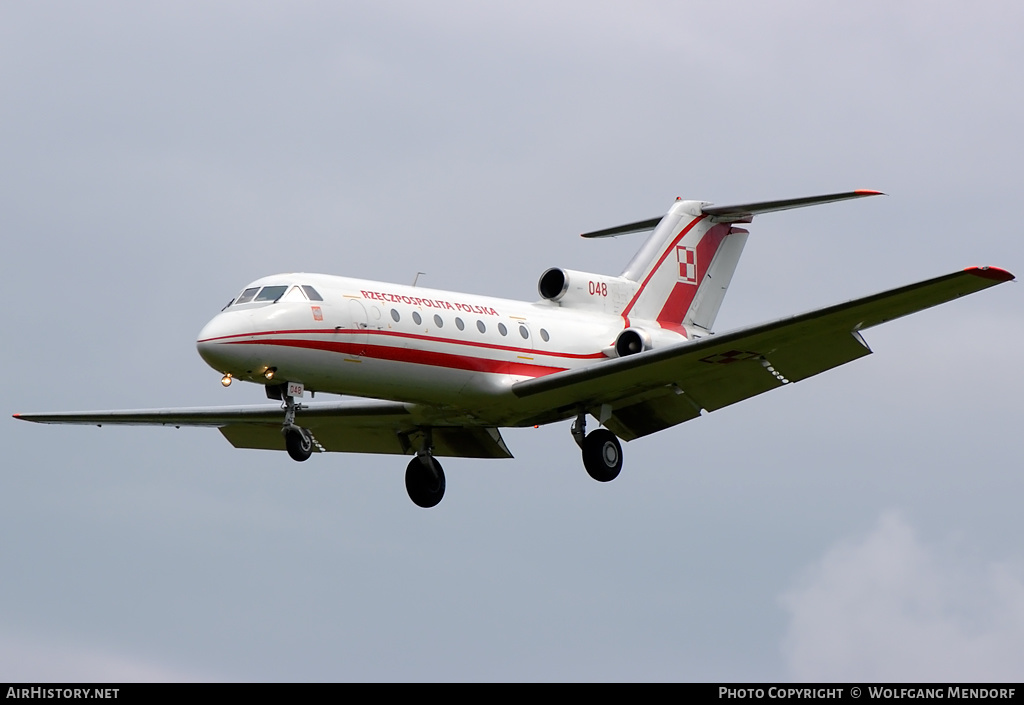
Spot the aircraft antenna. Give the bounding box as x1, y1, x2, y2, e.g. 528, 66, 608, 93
412, 272, 426, 287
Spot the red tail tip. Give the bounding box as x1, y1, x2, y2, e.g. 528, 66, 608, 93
854, 189, 886, 196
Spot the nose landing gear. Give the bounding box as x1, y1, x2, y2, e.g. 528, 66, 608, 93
284, 426, 314, 462
279, 383, 319, 462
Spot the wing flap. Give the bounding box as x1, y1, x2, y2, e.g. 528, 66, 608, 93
602, 388, 702, 441
764, 331, 873, 384
680, 331, 872, 412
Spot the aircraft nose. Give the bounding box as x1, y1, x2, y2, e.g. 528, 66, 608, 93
196, 313, 244, 373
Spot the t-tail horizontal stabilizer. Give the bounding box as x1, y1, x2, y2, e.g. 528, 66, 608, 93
580, 189, 884, 237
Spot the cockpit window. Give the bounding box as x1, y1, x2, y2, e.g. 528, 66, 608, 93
254, 285, 288, 302
229, 284, 320, 308
281, 286, 307, 302
235, 287, 260, 305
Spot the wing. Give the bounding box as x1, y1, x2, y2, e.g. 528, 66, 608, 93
512, 267, 1013, 440
14, 400, 513, 459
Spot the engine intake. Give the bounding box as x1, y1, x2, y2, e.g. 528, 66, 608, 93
538, 268, 569, 301
614, 328, 651, 357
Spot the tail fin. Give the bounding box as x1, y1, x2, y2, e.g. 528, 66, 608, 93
595, 190, 883, 333
616, 201, 743, 332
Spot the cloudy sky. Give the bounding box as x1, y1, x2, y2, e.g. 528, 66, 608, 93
2, 1, 1022, 682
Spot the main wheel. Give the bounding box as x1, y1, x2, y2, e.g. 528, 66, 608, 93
405, 456, 446, 508
582, 429, 623, 482
285, 427, 313, 462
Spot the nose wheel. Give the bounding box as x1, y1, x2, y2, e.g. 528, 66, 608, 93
284, 427, 314, 462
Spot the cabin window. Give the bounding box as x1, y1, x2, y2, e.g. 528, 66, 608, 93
455, 317, 465, 331
391, 309, 400, 322
412, 312, 422, 325
433, 314, 444, 328
540, 328, 550, 342
477, 320, 486, 334
519, 325, 529, 339
498, 323, 508, 336
255, 285, 288, 302
235, 287, 260, 305
301, 285, 323, 301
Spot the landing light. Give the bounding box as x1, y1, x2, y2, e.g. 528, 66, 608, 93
265, 367, 277, 380
221, 374, 233, 387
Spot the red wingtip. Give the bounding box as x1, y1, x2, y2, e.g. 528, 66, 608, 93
964, 266, 1015, 282
854, 189, 886, 196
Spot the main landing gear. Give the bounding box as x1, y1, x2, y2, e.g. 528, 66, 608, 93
405, 429, 446, 508
270, 381, 447, 507
272, 384, 617, 505
272, 381, 446, 507
572, 408, 623, 483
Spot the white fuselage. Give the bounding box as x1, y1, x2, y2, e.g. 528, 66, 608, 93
196, 272, 689, 427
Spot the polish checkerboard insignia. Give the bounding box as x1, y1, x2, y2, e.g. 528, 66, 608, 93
699, 350, 761, 364
676, 245, 698, 283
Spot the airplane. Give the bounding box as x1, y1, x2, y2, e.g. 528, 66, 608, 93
13, 190, 1014, 508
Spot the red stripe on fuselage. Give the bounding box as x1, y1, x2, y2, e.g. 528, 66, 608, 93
227, 337, 568, 378
199, 328, 605, 361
